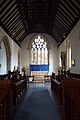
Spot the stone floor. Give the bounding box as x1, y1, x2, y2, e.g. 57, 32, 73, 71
27, 81, 61, 119
27, 81, 51, 95
12, 81, 62, 120
13, 80, 61, 120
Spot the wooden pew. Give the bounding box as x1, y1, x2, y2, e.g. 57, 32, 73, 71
12, 79, 26, 105
51, 78, 63, 105
3, 73, 27, 107
0, 73, 27, 119
0, 74, 9, 80
62, 78, 80, 120
51, 75, 80, 120
0, 80, 11, 120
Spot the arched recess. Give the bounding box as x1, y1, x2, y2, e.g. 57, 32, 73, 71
1, 36, 11, 73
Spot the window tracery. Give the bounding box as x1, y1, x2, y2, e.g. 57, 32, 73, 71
31, 36, 48, 64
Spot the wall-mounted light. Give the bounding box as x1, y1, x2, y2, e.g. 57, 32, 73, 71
72, 59, 75, 66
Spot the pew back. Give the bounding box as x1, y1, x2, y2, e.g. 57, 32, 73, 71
0, 80, 11, 120
62, 79, 80, 120
51, 76, 80, 120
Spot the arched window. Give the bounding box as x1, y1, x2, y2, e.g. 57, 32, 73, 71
59, 49, 62, 68
67, 42, 71, 70
31, 36, 48, 65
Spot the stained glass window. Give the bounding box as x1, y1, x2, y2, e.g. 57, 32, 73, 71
31, 36, 48, 64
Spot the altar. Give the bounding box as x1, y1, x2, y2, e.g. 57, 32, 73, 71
30, 64, 49, 72
29, 64, 49, 81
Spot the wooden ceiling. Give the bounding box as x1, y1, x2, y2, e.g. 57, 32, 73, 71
0, 0, 80, 46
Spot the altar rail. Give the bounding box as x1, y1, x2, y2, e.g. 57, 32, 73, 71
31, 71, 48, 78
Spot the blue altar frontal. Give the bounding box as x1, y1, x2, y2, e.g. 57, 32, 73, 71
30, 64, 49, 72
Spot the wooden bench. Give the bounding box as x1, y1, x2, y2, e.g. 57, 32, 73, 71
12, 79, 26, 105
0, 80, 11, 120
62, 78, 80, 120
51, 75, 80, 120
9, 73, 27, 106
51, 78, 62, 104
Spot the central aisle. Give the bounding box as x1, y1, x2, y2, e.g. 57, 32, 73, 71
14, 83, 60, 120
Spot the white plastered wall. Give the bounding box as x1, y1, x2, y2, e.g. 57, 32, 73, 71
59, 20, 80, 74
20, 33, 59, 75
0, 26, 20, 74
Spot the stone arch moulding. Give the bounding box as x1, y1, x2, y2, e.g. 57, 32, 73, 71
1, 35, 11, 73
28, 33, 50, 65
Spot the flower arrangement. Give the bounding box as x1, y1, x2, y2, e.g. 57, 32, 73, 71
21, 66, 26, 72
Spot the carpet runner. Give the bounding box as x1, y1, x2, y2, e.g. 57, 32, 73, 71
14, 87, 60, 120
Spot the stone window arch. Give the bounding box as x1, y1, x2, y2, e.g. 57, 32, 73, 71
30, 34, 50, 65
